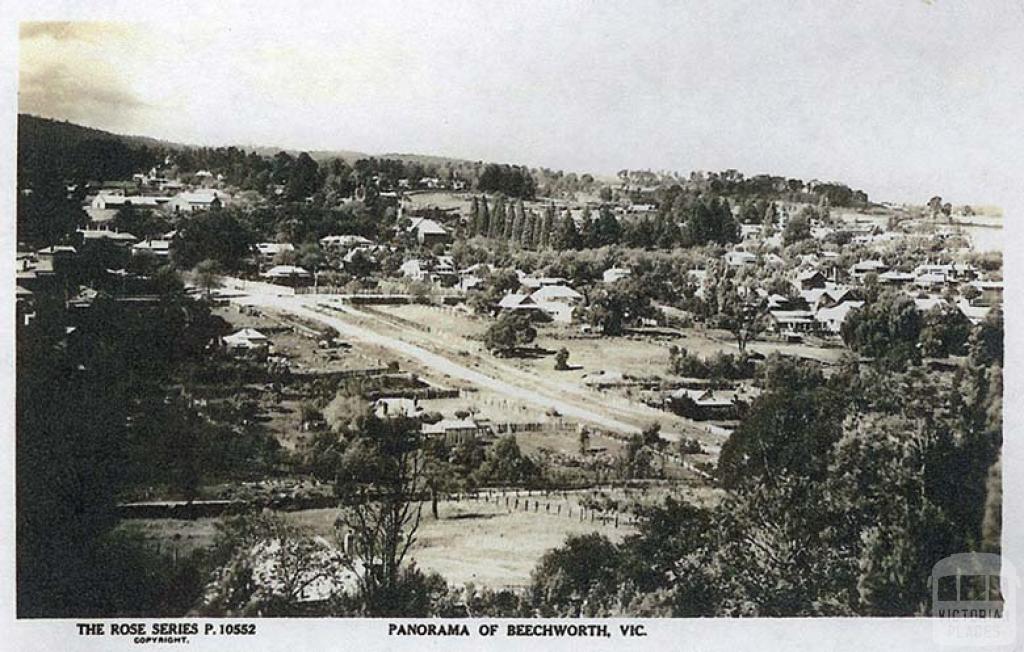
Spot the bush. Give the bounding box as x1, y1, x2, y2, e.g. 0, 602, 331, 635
668, 347, 754, 380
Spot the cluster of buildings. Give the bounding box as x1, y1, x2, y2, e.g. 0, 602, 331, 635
714, 218, 1001, 341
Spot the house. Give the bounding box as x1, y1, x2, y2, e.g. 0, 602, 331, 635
849, 259, 888, 279
801, 285, 859, 313
530, 284, 584, 305
255, 242, 295, 265
529, 284, 584, 322
421, 418, 491, 446
914, 297, 947, 313
16, 285, 35, 327
400, 259, 429, 281
518, 274, 568, 290
456, 263, 491, 292
602, 267, 632, 284
35, 245, 77, 274
768, 309, 817, 334
968, 280, 1003, 305
406, 217, 450, 246
915, 272, 950, 289
222, 328, 269, 352
956, 299, 991, 325
91, 192, 169, 210
878, 270, 916, 286
667, 388, 739, 420
815, 301, 864, 334
79, 229, 139, 246
374, 398, 425, 419
496, 293, 548, 319
262, 265, 312, 286
399, 258, 456, 285
320, 234, 374, 250
793, 269, 827, 291
724, 251, 757, 267
165, 190, 227, 214
740, 224, 762, 240
766, 293, 795, 310
131, 239, 172, 258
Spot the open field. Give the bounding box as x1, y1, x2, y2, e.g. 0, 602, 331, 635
116, 482, 721, 589
287, 497, 633, 588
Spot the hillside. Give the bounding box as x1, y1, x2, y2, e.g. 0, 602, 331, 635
18, 114, 187, 152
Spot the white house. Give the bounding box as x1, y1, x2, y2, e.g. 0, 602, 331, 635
131, 239, 171, 258
405, 218, 450, 246
91, 192, 169, 210
815, 301, 864, 334
255, 242, 295, 265
262, 265, 312, 285
320, 234, 374, 249
166, 190, 229, 214
222, 328, 269, 351
602, 267, 632, 284
724, 251, 757, 267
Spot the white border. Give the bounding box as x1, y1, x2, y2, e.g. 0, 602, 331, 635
1, 2, 1022, 651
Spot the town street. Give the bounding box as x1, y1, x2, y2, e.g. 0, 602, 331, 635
234, 292, 667, 437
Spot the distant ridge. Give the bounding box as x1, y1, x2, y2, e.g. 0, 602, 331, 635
18, 114, 492, 171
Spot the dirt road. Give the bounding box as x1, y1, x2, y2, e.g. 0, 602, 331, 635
235, 293, 659, 435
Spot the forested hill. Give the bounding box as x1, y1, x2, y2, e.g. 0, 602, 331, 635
18, 114, 186, 153
18, 114, 178, 186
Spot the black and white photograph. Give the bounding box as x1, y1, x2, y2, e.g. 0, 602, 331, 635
3, 2, 1022, 650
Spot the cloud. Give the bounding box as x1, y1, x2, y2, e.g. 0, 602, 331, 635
19, 21, 133, 43
18, 62, 149, 128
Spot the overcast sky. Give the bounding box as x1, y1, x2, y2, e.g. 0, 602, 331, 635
17, 1, 1024, 205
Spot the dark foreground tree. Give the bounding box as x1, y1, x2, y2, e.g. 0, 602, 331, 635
334, 417, 426, 616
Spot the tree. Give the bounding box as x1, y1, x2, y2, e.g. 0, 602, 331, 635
641, 422, 663, 449
586, 279, 656, 335
172, 209, 253, 271
193, 259, 222, 300
578, 428, 590, 455
510, 200, 526, 243
920, 304, 971, 358
551, 213, 582, 251
479, 196, 491, 238
199, 513, 347, 616
841, 292, 922, 367
717, 289, 767, 354
285, 152, 320, 201
468, 196, 480, 236
593, 207, 622, 247
323, 392, 369, 435
717, 378, 846, 488
488, 196, 506, 239
333, 417, 426, 616
783, 212, 812, 245
538, 204, 555, 249
530, 533, 621, 616
483, 313, 537, 356
474, 436, 539, 486
17, 173, 88, 248
554, 347, 570, 371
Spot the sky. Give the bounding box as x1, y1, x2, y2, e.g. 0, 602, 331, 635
15, 0, 1024, 206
